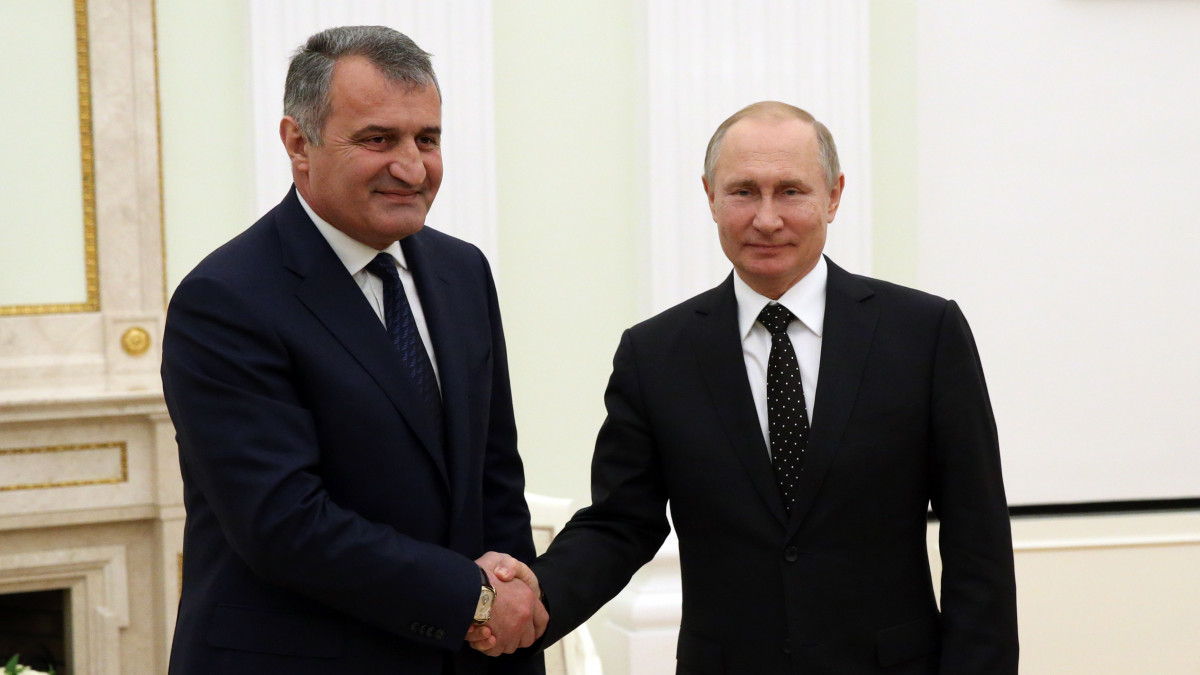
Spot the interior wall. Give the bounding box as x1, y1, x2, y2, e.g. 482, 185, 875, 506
0, 1, 88, 307
877, 2, 1200, 671
929, 511, 1200, 674
148, 2, 1200, 673
158, 0, 255, 292
912, 0, 1200, 506
869, 0, 918, 286
492, 0, 641, 510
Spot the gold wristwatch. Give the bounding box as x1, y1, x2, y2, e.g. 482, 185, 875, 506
473, 566, 496, 625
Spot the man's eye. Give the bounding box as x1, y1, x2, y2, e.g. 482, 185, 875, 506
418, 136, 440, 147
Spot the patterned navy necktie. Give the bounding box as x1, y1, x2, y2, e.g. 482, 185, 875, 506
365, 253, 443, 441
758, 302, 810, 512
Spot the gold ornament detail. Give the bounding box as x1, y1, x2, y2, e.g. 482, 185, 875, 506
121, 326, 152, 356
0, 442, 128, 492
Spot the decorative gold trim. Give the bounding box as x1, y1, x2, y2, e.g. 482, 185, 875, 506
0, 442, 128, 492
153, 0, 168, 310
0, 0, 99, 316
120, 326, 152, 356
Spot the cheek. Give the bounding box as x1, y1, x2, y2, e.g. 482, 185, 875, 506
716, 220, 746, 256
425, 157, 444, 188
786, 204, 823, 229
715, 202, 749, 228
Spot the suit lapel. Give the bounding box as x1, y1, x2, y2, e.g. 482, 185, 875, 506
787, 258, 878, 534
276, 189, 449, 485
692, 276, 789, 528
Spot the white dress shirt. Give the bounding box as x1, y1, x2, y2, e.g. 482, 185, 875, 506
297, 191, 441, 389
733, 256, 827, 457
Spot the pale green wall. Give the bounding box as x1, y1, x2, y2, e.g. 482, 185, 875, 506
158, 0, 255, 291
152, 1, 912, 513
0, 2, 87, 306
492, 0, 641, 509
868, 0, 918, 286
0, 3, 255, 307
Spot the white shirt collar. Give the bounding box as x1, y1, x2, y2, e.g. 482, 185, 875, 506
296, 189, 407, 274
733, 256, 828, 342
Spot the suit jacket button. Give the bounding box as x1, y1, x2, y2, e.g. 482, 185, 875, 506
784, 546, 799, 562
783, 639, 792, 654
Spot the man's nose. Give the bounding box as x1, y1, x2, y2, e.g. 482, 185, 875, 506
388, 140, 427, 185
753, 197, 783, 233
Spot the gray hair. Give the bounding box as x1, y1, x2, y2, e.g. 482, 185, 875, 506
703, 101, 840, 191
284, 25, 439, 145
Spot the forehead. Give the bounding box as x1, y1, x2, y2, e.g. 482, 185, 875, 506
714, 116, 820, 179
327, 55, 441, 124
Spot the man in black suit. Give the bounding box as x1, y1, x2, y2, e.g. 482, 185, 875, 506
475, 101, 1018, 673
162, 26, 544, 675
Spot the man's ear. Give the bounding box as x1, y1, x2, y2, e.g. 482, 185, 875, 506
280, 116, 310, 173
702, 175, 717, 220
826, 173, 845, 221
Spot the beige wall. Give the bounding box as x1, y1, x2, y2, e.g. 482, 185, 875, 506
931, 512, 1200, 673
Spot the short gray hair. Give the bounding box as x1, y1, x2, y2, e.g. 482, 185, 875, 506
703, 101, 840, 191
284, 25, 439, 145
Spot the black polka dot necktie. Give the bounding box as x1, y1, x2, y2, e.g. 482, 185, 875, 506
365, 253, 443, 443
758, 303, 809, 513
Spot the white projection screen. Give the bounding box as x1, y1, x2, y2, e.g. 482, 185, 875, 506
913, 1, 1200, 508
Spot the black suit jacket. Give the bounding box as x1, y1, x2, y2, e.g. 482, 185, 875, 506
533, 258, 1018, 674
162, 188, 542, 675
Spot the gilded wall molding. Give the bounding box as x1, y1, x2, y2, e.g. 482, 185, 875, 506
0, 441, 128, 492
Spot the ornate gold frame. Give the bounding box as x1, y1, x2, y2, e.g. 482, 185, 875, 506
0, 441, 128, 491
0, 0, 99, 316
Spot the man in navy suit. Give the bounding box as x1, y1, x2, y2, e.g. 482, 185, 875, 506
475, 102, 1018, 672
162, 26, 544, 675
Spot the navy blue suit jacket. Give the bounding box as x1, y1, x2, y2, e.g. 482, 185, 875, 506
162, 188, 542, 675
533, 259, 1018, 674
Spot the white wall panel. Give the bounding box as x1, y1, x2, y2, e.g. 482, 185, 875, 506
915, 0, 1200, 506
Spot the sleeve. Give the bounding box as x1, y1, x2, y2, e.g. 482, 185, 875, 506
478, 252, 537, 564
531, 329, 673, 647
928, 300, 1020, 673
161, 274, 480, 651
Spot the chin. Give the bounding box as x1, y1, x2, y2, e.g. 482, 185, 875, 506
742, 260, 795, 279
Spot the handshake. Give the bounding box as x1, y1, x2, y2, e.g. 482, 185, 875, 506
467, 551, 548, 656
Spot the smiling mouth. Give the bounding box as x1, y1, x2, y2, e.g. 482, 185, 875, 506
376, 190, 422, 201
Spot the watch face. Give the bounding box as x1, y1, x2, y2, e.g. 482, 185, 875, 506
475, 586, 495, 623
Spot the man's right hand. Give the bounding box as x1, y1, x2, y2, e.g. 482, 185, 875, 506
466, 552, 548, 655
